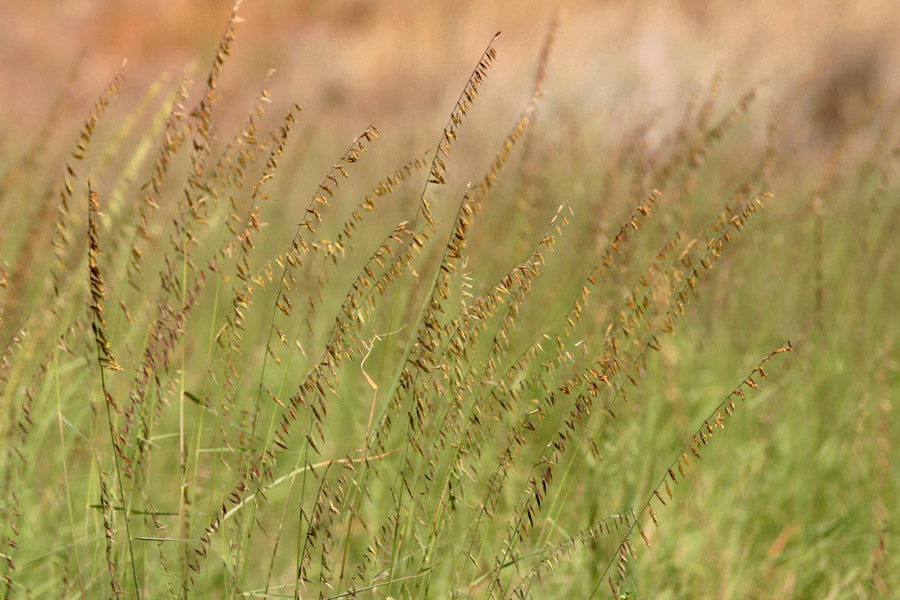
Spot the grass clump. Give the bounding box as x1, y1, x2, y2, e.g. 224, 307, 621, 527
1, 3, 898, 599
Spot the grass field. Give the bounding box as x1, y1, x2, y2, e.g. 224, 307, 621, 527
1, 1, 898, 598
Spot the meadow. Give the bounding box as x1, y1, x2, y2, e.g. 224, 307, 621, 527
1, 1, 898, 598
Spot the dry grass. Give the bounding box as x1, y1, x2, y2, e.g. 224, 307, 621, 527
1, 2, 898, 599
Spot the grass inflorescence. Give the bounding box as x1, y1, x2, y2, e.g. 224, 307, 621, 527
1, 2, 898, 599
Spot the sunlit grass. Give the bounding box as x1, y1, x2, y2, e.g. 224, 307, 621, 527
0, 3, 897, 599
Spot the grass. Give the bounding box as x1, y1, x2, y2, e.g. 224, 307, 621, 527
1, 2, 898, 599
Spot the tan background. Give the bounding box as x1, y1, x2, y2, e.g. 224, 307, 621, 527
3, 0, 898, 140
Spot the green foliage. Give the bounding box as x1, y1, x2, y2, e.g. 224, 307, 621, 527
0, 4, 897, 600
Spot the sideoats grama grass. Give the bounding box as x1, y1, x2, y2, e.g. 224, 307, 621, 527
1, 2, 898, 599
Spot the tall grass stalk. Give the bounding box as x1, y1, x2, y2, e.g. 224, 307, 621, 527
1, 3, 898, 599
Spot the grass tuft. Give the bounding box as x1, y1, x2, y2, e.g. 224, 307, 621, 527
1, 4, 898, 599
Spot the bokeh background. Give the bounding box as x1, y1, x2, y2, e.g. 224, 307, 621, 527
5, 0, 900, 148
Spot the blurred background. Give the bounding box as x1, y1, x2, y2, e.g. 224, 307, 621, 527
4, 0, 900, 149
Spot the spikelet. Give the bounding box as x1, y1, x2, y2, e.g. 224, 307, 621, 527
96, 469, 125, 598
189, 0, 244, 152
249, 102, 302, 203
51, 67, 125, 301
418, 31, 501, 226
301, 125, 378, 235
87, 180, 122, 372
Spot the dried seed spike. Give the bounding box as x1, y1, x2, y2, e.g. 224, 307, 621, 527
86, 181, 122, 372
638, 522, 651, 548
